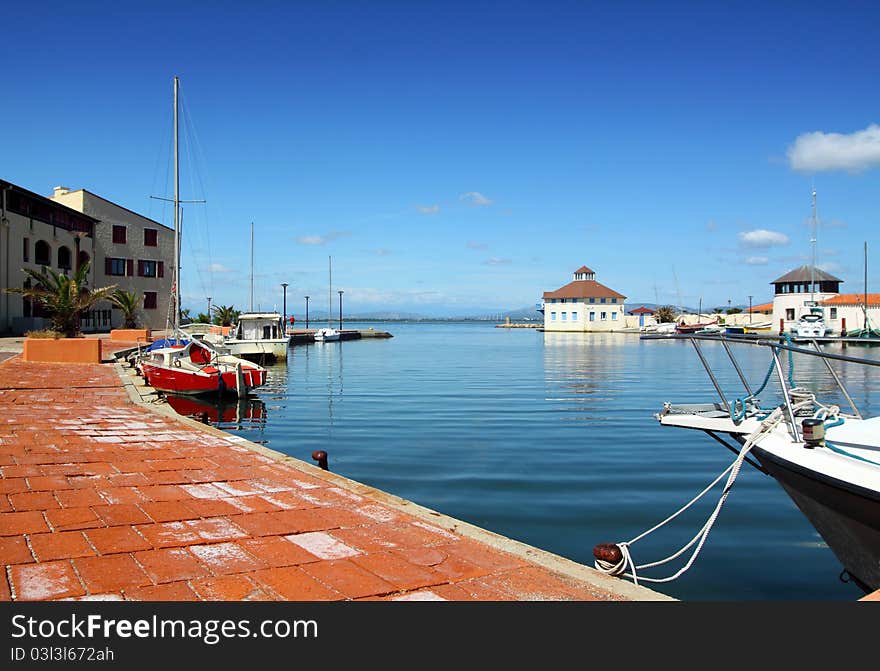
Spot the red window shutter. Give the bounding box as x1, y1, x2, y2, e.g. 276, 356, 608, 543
158, 261, 164, 278
126, 259, 134, 276
105, 257, 112, 275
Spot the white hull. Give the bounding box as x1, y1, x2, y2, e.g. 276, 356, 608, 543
224, 339, 289, 360
314, 328, 340, 342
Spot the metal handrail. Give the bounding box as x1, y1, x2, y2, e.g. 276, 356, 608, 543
644, 333, 872, 429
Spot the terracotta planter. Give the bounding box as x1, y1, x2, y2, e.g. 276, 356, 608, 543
22, 337, 101, 364
110, 329, 152, 342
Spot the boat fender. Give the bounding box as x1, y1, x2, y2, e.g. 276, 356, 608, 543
173, 359, 181, 367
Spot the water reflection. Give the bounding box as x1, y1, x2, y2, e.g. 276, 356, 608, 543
164, 394, 268, 432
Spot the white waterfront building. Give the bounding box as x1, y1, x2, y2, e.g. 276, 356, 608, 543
541, 266, 627, 332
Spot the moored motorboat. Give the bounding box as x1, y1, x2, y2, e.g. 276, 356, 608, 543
313, 327, 340, 342
637, 333, 880, 593
224, 311, 290, 361
139, 338, 266, 396
793, 312, 829, 338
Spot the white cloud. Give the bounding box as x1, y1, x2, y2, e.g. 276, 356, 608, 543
484, 257, 511, 266
738, 229, 790, 248
744, 256, 769, 266
459, 191, 493, 206
466, 241, 488, 251
818, 261, 845, 274
418, 204, 440, 214
787, 123, 880, 172
209, 263, 233, 273
295, 231, 351, 245
373, 249, 391, 256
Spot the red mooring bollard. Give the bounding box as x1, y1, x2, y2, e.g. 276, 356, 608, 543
312, 450, 329, 470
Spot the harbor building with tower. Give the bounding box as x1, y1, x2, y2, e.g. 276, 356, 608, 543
770, 265, 842, 332
541, 266, 627, 332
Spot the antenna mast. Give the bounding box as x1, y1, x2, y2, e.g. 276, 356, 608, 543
810, 188, 817, 306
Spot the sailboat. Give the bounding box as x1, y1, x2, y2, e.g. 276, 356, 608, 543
138, 77, 267, 396
313, 256, 340, 342
222, 222, 291, 362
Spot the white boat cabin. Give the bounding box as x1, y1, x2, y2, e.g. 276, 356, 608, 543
233, 313, 284, 341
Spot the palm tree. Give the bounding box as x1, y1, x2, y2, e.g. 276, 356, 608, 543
109, 289, 140, 329
5, 261, 116, 337
655, 305, 678, 323
212, 304, 239, 327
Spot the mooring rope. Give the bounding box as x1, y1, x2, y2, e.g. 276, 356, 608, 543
595, 393, 820, 585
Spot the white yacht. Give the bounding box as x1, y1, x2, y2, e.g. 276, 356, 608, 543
224, 312, 290, 362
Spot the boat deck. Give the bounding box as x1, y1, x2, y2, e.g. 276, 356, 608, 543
0, 343, 662, 602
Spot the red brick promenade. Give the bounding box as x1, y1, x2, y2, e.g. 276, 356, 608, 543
0, 344, 667, 601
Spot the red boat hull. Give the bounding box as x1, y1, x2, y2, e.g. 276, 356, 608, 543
141, 362, 266, 396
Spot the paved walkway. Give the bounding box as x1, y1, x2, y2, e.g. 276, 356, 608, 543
0, 344, 668, 602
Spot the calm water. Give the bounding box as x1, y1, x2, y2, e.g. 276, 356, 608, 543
175, 322, 880, 601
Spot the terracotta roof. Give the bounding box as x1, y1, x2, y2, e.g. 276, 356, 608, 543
771, 265, 842, 284
748, 301, 774, 313
820, 293, 880, 306
574, 265, 595, 274
543, 280, 626, 300
629, 306, 655, 314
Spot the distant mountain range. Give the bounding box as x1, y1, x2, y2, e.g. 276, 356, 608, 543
285, 301, 749, 323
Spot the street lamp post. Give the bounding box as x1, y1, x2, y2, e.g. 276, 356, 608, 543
338, 290, 344, 331
281, 283, 288, 327
304, 296, 310, 329
748, 295, 752, 323
207, 297, 212, 321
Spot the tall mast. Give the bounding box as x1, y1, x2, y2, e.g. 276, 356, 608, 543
810, 188, 817, 306
173, 76, 180, 331
328, 255, 332, 327
250, 222, 254, 312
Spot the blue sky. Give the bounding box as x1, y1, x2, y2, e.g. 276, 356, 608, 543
4, 1, 879, 316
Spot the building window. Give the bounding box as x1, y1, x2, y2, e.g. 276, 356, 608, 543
611, 312, 618, 320
786, 308, 795, 321
57, 246, 71, 270
572, 312, 578, 321
589, 298, 595, 303
23, 238, 29, 262
144, 292, 158, 310
611, 298, 617, 303
601, 312, 607, 320
589, 312, 596, 321
830, 308, 837, 319
35, 240, 51, 266
561, 312, 567, 321
600, 298, 606, 304
551, 312, 557, 321
106, 257, 127, 276
138, 260, 158, 277
144, 229, 158, 246
112, 225, 127, 244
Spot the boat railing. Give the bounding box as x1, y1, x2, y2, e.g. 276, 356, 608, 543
643, 332, 880, 440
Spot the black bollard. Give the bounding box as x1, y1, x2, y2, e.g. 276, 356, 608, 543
312, 450, 329, 470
